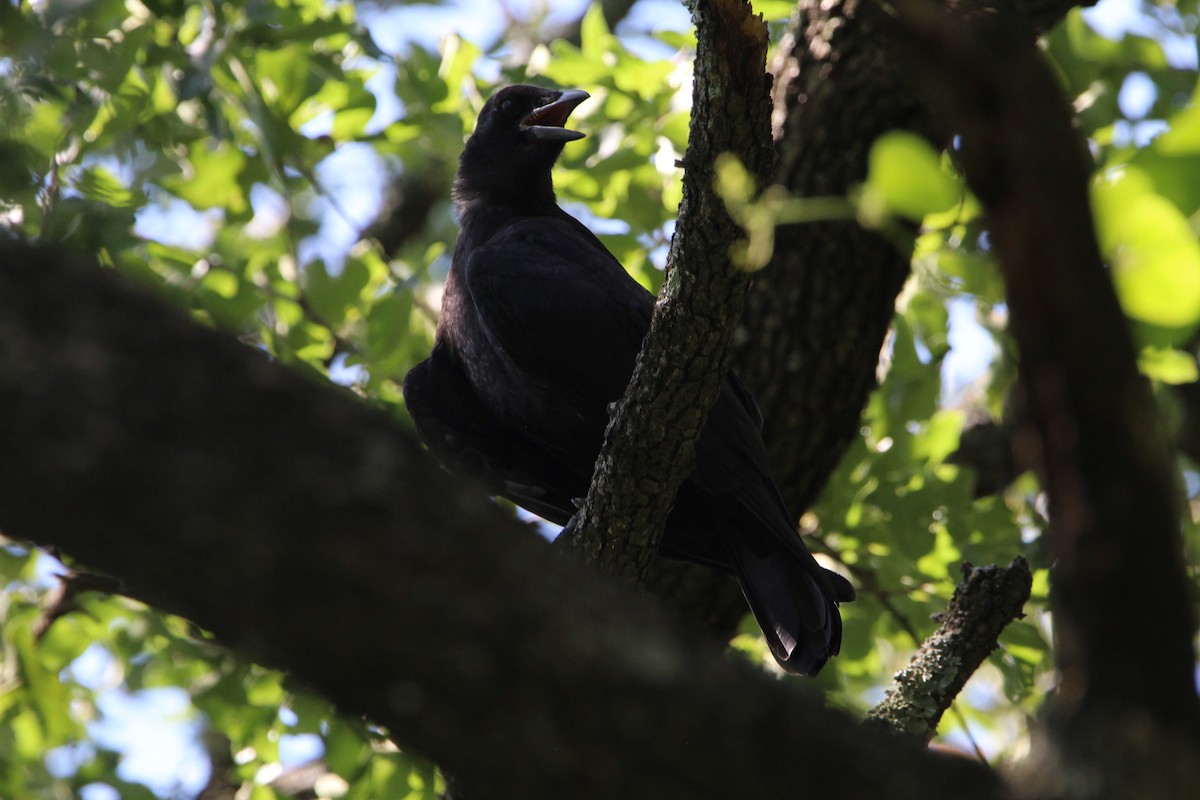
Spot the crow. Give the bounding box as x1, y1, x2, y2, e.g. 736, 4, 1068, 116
403, 84, 854, 675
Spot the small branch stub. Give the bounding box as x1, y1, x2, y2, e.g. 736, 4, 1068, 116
864, 557, 1033, 743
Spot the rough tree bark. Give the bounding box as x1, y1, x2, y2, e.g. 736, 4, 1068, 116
653, 0, 1091, 647
736, 0, 1090, 516
0, 240, 1004, 800
864, 557, 1033, 742
561, 0, 775, 583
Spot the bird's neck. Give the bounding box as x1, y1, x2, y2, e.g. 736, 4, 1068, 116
452, 178, 558, 217
456, 197, 561, 236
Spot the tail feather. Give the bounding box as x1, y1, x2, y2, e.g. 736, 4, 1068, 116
727, 537, 846, 676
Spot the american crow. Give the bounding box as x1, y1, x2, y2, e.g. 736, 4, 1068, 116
403, 84, 854, 675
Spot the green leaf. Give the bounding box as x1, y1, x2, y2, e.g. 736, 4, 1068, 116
1138, 347, 1199, 384
164, 141, 249, 214
20, 101, 68, 160
1092, 167, 1200, 327
255, 44, 314, 115
77, 166, 141, 208
611, 53, 674, 100
248, 784, 282, 800
1130, 149, 1200, 218
37, 614, 101, 673
324, 717, 371, 778
305, 257, 371, 328
580, 2, 612, 58
246, 670, 285, 706
914, 525, 962, 581
0, 139, 38, 195
863, 132, 960, 221
10, 709, 45, 761
434, 35, 482, 114
1154, 103, 1200, 156
332, 106, 376, 140
752, 0, 799, 19
41, 197, 137, 252
913, 410, 965, 466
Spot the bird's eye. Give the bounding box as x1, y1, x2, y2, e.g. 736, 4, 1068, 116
500, 99, 519, 117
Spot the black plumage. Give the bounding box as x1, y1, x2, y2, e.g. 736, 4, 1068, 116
403, 84, 854, 675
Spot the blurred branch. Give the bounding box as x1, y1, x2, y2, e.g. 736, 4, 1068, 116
33, 568, 123, 640
270, 759, 329, 799
840, 559, 923, 644
1168, 379, 1200, 466
864, 557, 1032, 743
896, 2, 1200, 796
195, 731, 239, 800
947, 420, 1019, 498
735, 0, 1094, 521
367, 167, 450, 259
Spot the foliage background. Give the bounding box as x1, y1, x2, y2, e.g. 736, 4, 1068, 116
0, 0, 1197, 797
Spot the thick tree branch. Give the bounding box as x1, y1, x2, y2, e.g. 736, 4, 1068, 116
734, 0, 922, 517
896, 3, 1200, 796
735, 0, 1093, 518
0, 240, 1006, 800
561, 0, 775, 584
634, 0, 1094, 666
652, 0, 1092, 674
864, 557, 1033, 743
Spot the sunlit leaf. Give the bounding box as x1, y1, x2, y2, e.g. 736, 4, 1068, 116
256, 45, 314, 115
1093, 167, 1200, 327
77, 166, 141, 208
164, 141, 249, 213
580, 2, 612, 58
862, 132, 960, 222
1139, 347, 1199, 384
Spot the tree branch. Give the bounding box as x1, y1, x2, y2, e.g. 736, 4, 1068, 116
631, 0, 1094, 666
560, 0, 775, 584
735, 0, 1094, 518
864, 557, 1033, 743
0, 240, 1006, 800
734, 0, 922, 517
895, 3, 1200, 795
647, 0, 1091, 673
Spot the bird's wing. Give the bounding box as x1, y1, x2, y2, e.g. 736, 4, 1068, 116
724, 371, 765, 432
464, 214, 781, 516
461, 214, 654, 443
403, 342, 586, 524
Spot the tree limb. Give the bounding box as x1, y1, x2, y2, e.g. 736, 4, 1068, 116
736, 0, 1094, 518
649, 0, 1093, 679
895, 3, 1200, 796
0, 240, 1006, 800
864, 557, 1033, 743
632, 0, 1096, 673
560, 0, 775, 584
735, 0, 923, 517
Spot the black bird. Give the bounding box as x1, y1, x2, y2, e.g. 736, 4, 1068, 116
403, 84, 854, 675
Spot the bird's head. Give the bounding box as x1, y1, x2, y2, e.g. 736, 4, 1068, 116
454, 84, 590, 211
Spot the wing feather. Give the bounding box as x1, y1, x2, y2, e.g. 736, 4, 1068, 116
460, 215, 653, 466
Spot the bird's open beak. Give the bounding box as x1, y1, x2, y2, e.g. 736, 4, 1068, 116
524, 90, 589, 142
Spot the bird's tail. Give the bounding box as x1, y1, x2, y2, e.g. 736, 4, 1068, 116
726, 536, 854, 676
